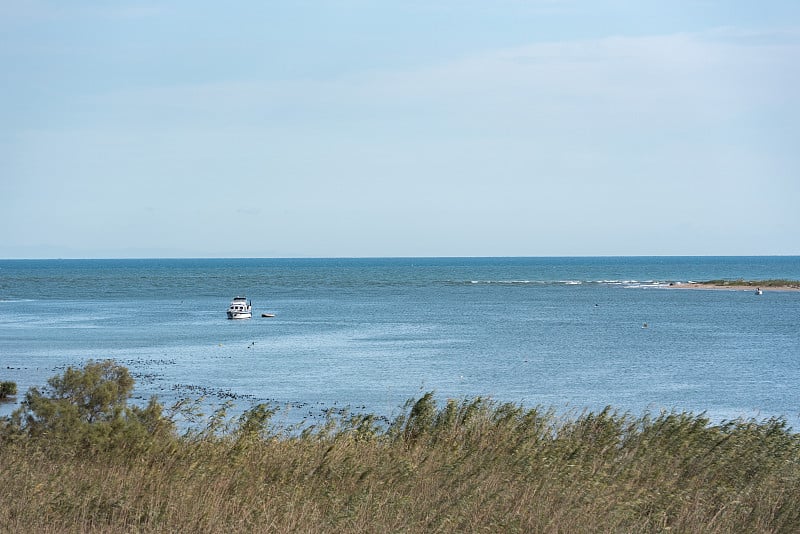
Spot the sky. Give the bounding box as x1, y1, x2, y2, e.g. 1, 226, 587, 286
1, 1, 799, 258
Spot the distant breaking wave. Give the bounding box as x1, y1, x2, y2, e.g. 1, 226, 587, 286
465, 280, 547, 285
450, 279, 674, 288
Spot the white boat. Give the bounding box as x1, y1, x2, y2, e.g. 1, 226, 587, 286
755, 288, 763, 295
227, 296, 252, 319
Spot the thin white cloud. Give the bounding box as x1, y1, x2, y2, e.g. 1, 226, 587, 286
365, 29, 799, 121
78, 27, 798, 136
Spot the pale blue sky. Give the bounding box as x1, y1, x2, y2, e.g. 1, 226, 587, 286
2, 1, 798, 258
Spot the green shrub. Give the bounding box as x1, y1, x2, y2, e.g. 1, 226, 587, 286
10, 359, 175, 453
0, 381, 16, 399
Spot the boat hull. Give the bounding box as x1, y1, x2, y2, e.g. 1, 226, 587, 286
227, 311, 252, 319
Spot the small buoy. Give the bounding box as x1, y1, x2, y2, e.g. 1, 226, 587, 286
642, 323, 648, 328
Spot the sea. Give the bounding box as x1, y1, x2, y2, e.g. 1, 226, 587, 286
1, 257, 799, 429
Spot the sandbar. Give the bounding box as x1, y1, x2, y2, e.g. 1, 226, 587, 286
666, 282, 800, 292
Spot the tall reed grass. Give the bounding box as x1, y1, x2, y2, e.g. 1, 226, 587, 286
2, 365, 799, 532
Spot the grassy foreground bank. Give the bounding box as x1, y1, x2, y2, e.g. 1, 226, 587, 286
2, 362, 799, 533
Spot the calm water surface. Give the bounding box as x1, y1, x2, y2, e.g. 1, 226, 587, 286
1, 257, 799, 427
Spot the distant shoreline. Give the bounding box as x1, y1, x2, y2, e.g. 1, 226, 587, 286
667, 281, 800, 292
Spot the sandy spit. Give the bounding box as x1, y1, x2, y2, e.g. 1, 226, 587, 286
665, 283, 800, 292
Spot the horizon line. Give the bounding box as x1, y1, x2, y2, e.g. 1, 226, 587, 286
2, 254, 799, 261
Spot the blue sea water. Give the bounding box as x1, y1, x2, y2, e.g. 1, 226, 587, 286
1, 257, 799, 428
